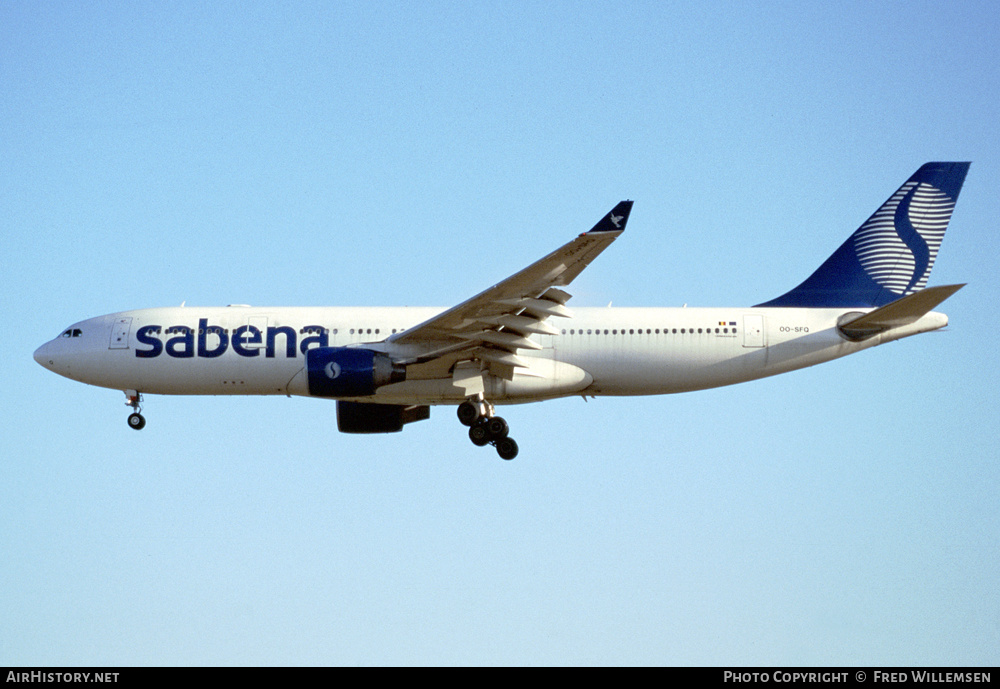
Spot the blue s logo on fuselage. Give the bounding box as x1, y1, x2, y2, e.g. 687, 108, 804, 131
135, 318, 329, 359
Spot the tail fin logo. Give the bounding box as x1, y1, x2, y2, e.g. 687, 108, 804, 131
853, 181, 955, 297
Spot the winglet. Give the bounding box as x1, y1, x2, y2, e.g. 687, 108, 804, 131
587, 200, 634, 234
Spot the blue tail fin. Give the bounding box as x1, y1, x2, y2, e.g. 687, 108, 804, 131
757, 162, 970, 308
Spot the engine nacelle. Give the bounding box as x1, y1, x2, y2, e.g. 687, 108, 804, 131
337, 401, 430, 433
306, 347, 406, 398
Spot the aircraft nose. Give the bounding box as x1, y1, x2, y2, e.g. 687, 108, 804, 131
34, 340, 57, 371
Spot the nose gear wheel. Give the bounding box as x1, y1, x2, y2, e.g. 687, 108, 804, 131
124, 391, 146, 431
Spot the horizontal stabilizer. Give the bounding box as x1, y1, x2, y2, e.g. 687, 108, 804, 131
837, 284, 965, 341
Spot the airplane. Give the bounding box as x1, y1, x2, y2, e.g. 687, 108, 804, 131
34, 162, 970, 461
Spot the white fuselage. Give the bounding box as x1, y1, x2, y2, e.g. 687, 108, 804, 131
33, 304, 948, 405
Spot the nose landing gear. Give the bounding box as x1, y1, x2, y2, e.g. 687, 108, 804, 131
457, 398, 519, 460
125, 391, 146, 430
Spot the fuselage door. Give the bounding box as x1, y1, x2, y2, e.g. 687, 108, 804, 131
742, 314, 765, 348
236, 316, 268, 352
109, 317, 133, 349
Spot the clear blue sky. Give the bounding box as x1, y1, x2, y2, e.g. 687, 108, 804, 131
3, 1, 998, 666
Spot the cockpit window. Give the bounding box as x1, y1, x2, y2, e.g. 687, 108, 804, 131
60, 329, 83, 338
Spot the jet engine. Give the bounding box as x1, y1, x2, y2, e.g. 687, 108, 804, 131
336, 401, 430, 433
306, 347, 406, 398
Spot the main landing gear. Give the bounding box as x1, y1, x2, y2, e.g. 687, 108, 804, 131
457, 398, 519, 460
125, 391, 146, 430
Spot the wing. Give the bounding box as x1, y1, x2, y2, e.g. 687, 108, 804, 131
387, 200, 633, 381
